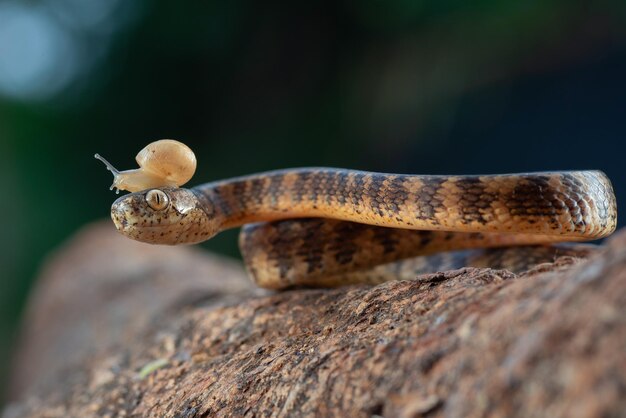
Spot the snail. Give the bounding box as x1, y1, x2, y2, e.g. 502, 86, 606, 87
95, 139, 197, 193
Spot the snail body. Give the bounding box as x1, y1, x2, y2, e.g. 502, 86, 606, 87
95, 139, 196, 193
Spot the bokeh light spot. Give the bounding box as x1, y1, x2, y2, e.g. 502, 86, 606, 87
0, 3, 77, 100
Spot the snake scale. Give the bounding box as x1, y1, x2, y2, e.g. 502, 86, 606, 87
109, 168, 617, 289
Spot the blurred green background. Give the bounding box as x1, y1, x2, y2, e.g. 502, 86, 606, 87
1, 0, 625, 403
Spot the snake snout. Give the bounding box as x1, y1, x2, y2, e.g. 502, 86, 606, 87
110, 203, 131, 232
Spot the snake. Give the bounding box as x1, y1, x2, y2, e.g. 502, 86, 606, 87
109, 168, 617, 289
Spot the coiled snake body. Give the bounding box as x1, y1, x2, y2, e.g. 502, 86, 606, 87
110, 169, 617, 289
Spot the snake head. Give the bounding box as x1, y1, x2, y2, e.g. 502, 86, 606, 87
110, 188, 221, 245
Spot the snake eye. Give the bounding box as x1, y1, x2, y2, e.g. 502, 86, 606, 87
145, 189, 169, 211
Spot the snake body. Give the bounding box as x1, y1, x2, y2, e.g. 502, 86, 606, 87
110, 169, 617, 288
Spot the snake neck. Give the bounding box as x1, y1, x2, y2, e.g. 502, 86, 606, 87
195, 168, 386, 230
194, 169, 326, 230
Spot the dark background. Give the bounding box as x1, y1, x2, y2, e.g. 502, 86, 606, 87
1, 0, 625, 402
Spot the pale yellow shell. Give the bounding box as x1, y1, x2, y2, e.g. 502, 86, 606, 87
136, 139, 197, 186
95, 139, 197, 193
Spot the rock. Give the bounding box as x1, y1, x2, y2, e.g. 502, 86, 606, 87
7, 221, 257, 401
4, 222, 626, 417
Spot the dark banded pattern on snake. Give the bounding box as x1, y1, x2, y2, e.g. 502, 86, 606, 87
109, 168, 617, 289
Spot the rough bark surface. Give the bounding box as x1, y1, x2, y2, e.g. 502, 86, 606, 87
3, 222, 626, 418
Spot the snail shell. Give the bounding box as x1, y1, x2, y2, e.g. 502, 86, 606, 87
95, 139, 197, 193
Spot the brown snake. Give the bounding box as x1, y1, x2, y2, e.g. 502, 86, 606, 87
109, 168, 617, 289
